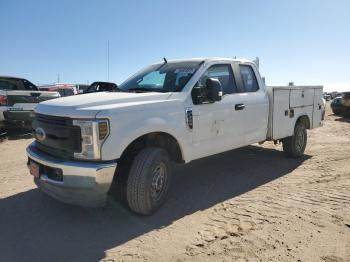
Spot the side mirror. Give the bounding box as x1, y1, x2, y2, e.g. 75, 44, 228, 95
206, 78, 222, 102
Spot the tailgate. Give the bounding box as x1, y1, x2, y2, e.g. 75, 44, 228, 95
7, 91, 59, 109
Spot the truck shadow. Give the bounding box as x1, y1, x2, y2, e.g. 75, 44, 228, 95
0, 145, 310, 262
334, 117, 350, 123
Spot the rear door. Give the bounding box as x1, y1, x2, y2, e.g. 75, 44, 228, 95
236, 64, 269, 144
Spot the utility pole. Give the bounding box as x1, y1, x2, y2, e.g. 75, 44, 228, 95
57, 74, 60, 83
107, 40, 110, 81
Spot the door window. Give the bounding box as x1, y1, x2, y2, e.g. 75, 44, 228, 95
239, 65, 259, 92
197, 64, 237, 95
23, 80, 37, 90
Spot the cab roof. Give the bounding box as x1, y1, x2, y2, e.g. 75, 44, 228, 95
155, 57, 254, 64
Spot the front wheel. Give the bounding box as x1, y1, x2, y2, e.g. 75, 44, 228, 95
282, 123, 307, 158
126, 147, 172, 215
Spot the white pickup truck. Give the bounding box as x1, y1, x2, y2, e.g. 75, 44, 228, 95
0, 76, 59, 129
26, 58, 323, 215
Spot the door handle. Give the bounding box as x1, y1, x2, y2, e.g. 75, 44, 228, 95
235, 103, 245, 111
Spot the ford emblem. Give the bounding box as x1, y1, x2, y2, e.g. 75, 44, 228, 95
35, 127, 46, 142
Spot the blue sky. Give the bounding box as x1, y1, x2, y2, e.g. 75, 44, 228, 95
0, 0, 349, 91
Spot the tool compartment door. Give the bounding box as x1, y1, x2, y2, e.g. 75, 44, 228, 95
290, 88, 314, 108
272, 89, 294, 140
312, 88, 323, 128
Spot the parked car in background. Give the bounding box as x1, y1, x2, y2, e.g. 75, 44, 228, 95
39, 83, 90, 95
84, 81, 118, 93
0, 76, 59, 129
331, 96, 343, 115
324, 94, 331, 101
77, 84, 90, 94
39, 85, 75, 97
341, 92, 350, 117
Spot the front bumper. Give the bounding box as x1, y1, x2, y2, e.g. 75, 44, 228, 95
26, 142, 117, 207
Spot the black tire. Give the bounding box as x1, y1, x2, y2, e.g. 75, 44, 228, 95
126, 147, 172, 215
332, 109, 342, 115
342, 108, 350, 118
282, 123, 307, 158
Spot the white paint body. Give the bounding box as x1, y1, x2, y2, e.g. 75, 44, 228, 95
35, 58, 323, 163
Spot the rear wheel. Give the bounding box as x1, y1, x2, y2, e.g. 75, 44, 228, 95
126, 147, 172, 215
282, 123, 307, 158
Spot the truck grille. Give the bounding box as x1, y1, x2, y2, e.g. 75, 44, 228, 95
36, 113, 69, 126
33, 114, 82, 159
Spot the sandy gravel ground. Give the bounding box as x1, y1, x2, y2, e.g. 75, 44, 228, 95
0, 105, 349, 262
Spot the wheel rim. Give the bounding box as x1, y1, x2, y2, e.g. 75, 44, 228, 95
151, 162, 167, 201
295, 128, 305, 152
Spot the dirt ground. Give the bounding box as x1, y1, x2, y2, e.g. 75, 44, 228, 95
0, 104, 349, 262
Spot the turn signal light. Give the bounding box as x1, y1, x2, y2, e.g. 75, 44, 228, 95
98, 121, 109, 140
0, 95, 7, 106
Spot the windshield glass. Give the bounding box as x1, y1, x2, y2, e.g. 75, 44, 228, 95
119, 61, 202, 93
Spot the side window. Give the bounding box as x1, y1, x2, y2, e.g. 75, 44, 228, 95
23, 80, 37, 91
197, 64, 237, 95
0, 80, 18, 90
0, 80, 10, 90
239, 65, 259, 92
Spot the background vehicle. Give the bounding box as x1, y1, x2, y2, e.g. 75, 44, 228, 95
84, 82, 118, 93
77, 84, 90, 94
0, 76, 59, 128
26, 58, 324, 215
39, 83, 89, 95
341, 92, 350, 117
324, 94, 331, 101
39, 85, 75, 97
331, 96, 343, 115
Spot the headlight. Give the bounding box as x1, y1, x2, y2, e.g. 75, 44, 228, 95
72, 119, 109, 160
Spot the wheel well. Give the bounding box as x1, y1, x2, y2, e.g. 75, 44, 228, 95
296, 115, 310, 129
108, 132, 183, 197
120, 132, 183, 164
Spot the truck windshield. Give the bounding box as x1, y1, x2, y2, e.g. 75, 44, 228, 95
119, 61, 202, 93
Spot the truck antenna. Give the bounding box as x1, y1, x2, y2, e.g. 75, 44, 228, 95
163, 57, 167, 64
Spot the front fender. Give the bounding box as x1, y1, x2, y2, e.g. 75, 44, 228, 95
101, 115, 193, 163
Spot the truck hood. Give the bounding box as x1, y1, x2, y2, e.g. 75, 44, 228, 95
35, 92, 173, 118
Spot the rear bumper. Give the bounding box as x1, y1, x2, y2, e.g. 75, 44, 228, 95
26, 142, 117, 207
3, 110, 34, 124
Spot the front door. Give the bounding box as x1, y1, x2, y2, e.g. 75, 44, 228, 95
191, 64, 245, 159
